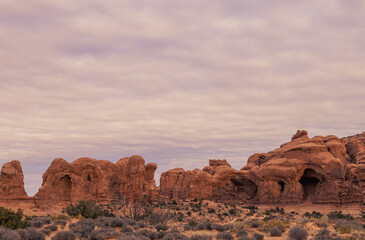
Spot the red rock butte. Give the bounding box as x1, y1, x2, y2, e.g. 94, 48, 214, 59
1, 130, 365, 206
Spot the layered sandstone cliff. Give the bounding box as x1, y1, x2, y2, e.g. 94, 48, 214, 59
160, 130, 365, 204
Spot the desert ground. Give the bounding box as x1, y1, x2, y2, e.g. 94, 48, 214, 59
1, 198, 364, 240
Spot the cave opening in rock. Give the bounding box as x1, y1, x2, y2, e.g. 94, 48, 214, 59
278, 181, 285, 192
231, 177, 258, 200
58, 175, 72, 200
299, 169, 320, 201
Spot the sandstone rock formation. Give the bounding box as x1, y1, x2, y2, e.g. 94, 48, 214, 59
0, 160, 28, 200
160, 159, 239, 200
160, 131, 365, 204
33, 155, 158, 203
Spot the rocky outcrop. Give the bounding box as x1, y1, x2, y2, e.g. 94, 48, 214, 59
160, 130, 365, 204
160, 159, 239, 200
34, 155, 157, 203
0, 160, 28, 200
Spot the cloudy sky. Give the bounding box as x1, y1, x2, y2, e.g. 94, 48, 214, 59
1, 0, 364, 196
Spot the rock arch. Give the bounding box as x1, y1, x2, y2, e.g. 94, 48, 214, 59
230, 176, 258, 200
57, 175, 72, 201
299, 168, 322, 202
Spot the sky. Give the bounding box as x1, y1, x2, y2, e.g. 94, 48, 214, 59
0, 0, 365, 196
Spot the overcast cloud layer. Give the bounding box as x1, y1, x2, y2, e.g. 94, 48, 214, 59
1, 0, 365, 196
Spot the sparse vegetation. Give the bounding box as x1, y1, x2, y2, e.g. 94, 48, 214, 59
288, 225, 308, 240
0, 199, 364, 240
64, 200, 114, 219
0, 207, 28, 229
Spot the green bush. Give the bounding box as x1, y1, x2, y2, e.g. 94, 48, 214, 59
327, 211, 353, 220
0, 207, 28, 229
64, 200, 114, 219
303, 211, 322, 219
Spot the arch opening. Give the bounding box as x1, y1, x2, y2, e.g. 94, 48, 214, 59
278, 181, 285, 192
231, 177, 258, 200
299, 169, 320, 201
58, 175, 72, 201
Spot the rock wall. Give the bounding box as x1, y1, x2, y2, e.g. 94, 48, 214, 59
160, 130, 365, 204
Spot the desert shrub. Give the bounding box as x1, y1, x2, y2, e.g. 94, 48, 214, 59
132, 223, 141, 230
236, 229, 248, 237
188, 220, 198, 228
136, 229, 154, 237
334, 220, 363, 232
162, 232, 188, 240
126, 218, 137, 226
148, 212, 168, 225
158, 231, 168, 239
288, 226, 308, 240
53, 220, 67, 227
121, 225, 134, 233
208, 208, 216, 214
109, 217, 125, 228
197, 222, 212, 231
315, 216, 329, 228
268, 227, 282, 236
336, 226, 351, 234
0, 207, 28, 229
312, 229, 336, 240
224, 224, 233, 230
29, 220, 44, 228
253, 232, 264, 240
15, 229, 28, 239
89, 227, 121, 240
51, 214, 69, 220
69, 218, 96, 239
41, 229, 51, 236
259, 219, 286, 232
229, 208, 238, 215
138, 222, 145, 228
51, 231, 76, 240
303, 211, 322, 219
183, 224, 192, 231
216, 232, 234, 240
327, 211, 353, 220
155, 223, 169, 231
250, 220, 259, 228
0, 227, 22, 240
213, 224, 225, 232
29, 217, 51, 228
237, 237, 254, 240
189, 234, 213, 240
148, 231, 159, 240
44, 224, 58, 231
26, 228, 46, 240
64, 200, 113, 219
